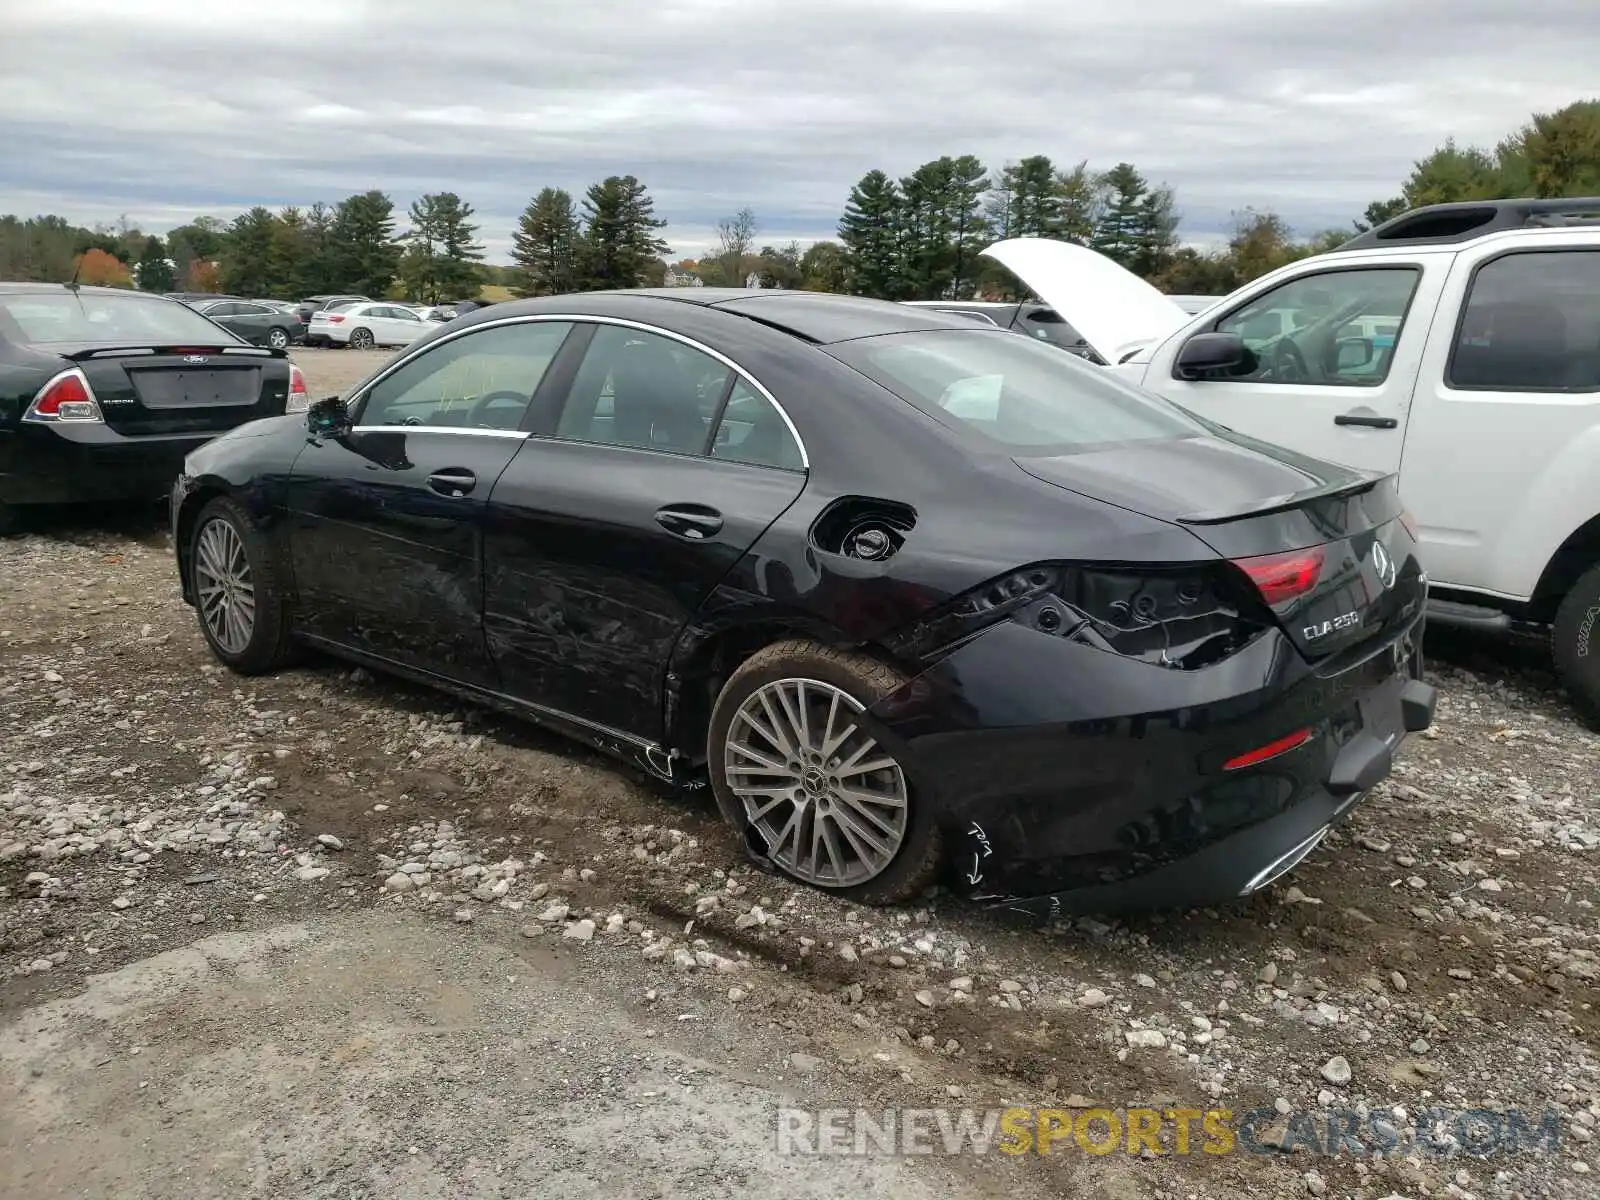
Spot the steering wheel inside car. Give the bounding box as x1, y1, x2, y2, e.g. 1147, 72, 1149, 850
462, 390, 531, 430
1268, 338, 1309, 382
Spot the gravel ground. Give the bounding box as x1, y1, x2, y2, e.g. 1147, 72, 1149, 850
1, 346, 1597, 1198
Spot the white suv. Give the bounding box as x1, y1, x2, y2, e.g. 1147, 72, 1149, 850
983, 198, 1600, 720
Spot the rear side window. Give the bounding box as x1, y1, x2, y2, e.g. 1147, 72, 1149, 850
1448, 250, 1600, 392
0, 292, 241, 345
827, 328, 1205, 451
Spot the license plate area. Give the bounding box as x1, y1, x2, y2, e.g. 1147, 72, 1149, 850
129, 367, 261, 409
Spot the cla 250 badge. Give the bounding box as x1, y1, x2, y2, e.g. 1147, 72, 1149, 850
1304, 610, 1362, 641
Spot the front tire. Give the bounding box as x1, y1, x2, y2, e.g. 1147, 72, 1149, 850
707, 639, 941, 905
349, 327, 375, 350
1553, 563, 1600, 727
266, 326, 290, 350
188, 497, 296, 675
0, 502, 20, 538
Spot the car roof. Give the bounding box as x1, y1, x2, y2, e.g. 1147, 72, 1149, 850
0, 282, 177, 298
526, 288, 981, 344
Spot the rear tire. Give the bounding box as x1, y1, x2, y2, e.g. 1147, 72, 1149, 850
1552, 563, 1600, 727
0, 502, 20, 538
188, 496, 297, 675
706, 639, 941, 906
266, 326, 290, 350
349, 327, 375, 350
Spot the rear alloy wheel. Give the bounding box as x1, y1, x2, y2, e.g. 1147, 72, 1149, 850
708, 640, 941, 905
349, 327, 375, 350
266, 326, 290, 350
189, 497, 296, 675
1552, 562, 1600, 728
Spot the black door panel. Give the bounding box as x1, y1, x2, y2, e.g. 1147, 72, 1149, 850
287, 430, 525, 684
483, 439, 806, 739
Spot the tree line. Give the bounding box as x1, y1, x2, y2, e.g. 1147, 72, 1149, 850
0, 98, 1592, 304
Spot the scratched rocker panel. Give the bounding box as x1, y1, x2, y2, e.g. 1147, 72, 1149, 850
166, 287, 1435, 914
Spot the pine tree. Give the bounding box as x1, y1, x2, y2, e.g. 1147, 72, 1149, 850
297, 202, 339, 295
135, 235, 175, 293
579, 175, 670, 289
511, 188, 582, 296
266, 207, 307, 297
222, 206, 276, 296
330, 191, 401, 298
1090, 163, 1150, 269
838, 170, 905, 299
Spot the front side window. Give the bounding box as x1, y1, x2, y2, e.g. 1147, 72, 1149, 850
1199, 267, 1421, 386
1448, 251, 1600, 391
554, 324, 734, 456
356, 321, 573, 431
827, 328, 1205, 452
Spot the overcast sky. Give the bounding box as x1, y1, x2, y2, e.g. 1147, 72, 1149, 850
1, 0, 1595, 261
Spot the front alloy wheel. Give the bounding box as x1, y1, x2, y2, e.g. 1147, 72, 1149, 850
187, 496, 297, 675
194, 516, 255, 655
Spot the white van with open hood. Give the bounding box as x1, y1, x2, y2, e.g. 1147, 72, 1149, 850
981, 198, 1600, 724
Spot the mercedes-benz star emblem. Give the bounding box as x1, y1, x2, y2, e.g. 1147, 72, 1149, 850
1372, 540, 1396, 591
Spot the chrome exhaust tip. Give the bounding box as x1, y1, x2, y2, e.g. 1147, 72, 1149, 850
1238, 825, 1331, 896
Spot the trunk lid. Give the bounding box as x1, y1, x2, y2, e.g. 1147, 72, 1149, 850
980, 237, 1195, 364
1015, 433, 1424, 665
64, 344, 293, 436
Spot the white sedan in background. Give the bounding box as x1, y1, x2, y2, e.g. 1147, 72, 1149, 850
309, 301, 431, 349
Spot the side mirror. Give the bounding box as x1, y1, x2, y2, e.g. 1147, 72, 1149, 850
306, 395, 352, 439
1335, 337, 1374, 370
1175, 332, 1246, 379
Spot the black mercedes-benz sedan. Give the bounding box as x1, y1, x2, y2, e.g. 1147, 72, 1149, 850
0, 284, 307, 536
169, 288, 1435, 915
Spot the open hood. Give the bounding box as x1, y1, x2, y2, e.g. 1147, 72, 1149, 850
980, 238, 1193, 364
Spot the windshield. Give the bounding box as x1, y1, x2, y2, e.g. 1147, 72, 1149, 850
0, 291, 239, 346
826, 328, 1205, 451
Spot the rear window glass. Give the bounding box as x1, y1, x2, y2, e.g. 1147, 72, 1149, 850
827, 328, 1204, 451
0, 292, 238, 345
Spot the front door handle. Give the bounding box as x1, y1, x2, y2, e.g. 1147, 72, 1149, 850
427, 467, 477, 497
655, 504, 724, 540
1334, 412, 1398, 430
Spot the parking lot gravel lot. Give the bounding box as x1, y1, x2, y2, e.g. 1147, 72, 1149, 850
2, 346, 1598, 1198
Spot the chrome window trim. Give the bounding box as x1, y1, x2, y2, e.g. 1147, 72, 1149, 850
349, 425, 530, 439
346, 312, 811, 469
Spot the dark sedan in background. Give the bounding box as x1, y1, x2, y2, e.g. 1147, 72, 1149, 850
0, 284, 306, 535
188, 297, 307, 349
170, 288, 1434, 914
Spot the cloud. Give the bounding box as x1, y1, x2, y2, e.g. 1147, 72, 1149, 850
0, 0, 1594, 259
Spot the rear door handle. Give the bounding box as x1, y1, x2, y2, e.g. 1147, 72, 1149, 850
655, 504, 724, 540
1334, 412, 1398, 429
427, 468, 477, 497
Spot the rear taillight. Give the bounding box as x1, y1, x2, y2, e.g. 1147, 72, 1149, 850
884, 562, 1271, 671
286, 364, 310, 413
1398, 510, 1419, 541
327, 314, 346, 323
1231, 546, 1325, 606
23, 369, 104, 424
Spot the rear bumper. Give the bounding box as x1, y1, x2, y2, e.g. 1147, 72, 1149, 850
0, 427, 216, 507
865, 615, 1433, 915
990, 677, 1435, 919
